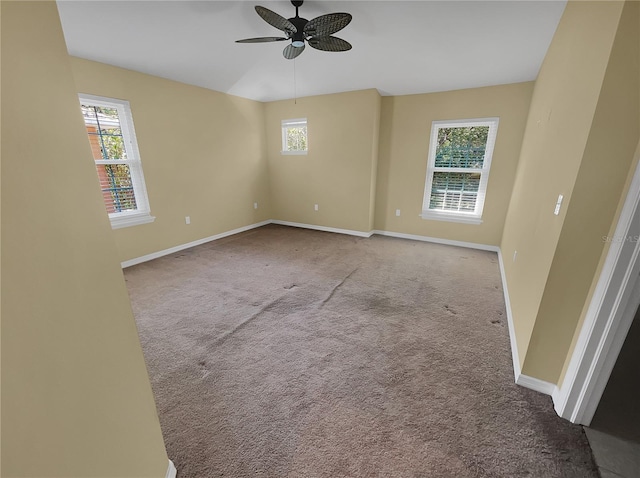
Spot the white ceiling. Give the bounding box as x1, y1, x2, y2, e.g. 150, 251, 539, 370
56, 1, 566, 102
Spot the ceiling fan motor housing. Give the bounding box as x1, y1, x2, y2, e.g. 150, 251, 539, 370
288, 16, 308, 47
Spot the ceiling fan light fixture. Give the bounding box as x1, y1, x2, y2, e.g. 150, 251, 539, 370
292, 40, 305, 48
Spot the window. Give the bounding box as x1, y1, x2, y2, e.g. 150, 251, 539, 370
281, 118, 308, 154
421, 118, 499, 225
79, 94, 154, 229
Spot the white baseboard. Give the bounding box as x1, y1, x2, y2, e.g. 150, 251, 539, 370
516, 374, 557, 395
166, 460, 176, 478
497, 249, 522, 382
497, 250, 558, 396
121, 222, 495, 268
121, 220, 272, 268
272, 220, 374, 238
372, 229, 499, 252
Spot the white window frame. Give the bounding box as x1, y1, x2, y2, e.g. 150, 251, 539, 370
421, 117, 499, 225
79, 94, 154, 229
281, 118, 308, 155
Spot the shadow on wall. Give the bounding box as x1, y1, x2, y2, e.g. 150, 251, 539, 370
590, 303, 640, 443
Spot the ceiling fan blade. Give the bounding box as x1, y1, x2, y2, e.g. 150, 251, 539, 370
236, 37, 288, 43
304, 13, 352, 38
283, 43, 305, 60
307, 36, 352, 52
255, 6, 297, 35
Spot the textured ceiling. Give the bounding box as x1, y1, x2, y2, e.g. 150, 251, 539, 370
57, 1, 566, 102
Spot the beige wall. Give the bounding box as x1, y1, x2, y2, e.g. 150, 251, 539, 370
70, 58, 271, 263
70, 66, 533, 255
265, 89, 381, 233
375, 82, 533, 246
1, 2, 169, 477
501, 1, 638, 382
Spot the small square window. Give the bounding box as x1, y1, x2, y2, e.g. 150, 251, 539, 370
281, 118, 308, 155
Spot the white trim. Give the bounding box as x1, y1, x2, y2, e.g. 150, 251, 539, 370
121, 220, 271, 268
79, 93, 127, 107
272, 220, 373, 238
110, 212, 155, 229
419, 212, 483, 225
516, 374, 557, 395
497, 250, 558, 395
280, 150, 308, 155
281, 118, 307, 126
553, 158, 640, 425
497, 249, 522, 381
372, 229, 498, 252
166, 460, 176, 478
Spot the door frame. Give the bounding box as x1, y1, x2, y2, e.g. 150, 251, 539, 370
553, 153, 640, 425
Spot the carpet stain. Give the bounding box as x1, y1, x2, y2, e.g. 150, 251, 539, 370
443, 304, 458, 315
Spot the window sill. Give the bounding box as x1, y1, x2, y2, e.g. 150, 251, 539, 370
420, 212, 483, 225
110, 213, 156, 230
281, 150, 308, 155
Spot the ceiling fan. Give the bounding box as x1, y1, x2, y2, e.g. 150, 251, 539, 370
236, 0, 352, 60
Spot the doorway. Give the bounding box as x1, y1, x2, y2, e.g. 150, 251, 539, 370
589, 300, 640, 442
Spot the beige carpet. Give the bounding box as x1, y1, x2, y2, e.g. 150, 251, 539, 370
125, 224, 597, 477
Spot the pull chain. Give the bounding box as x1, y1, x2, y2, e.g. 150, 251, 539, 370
294, 58, 297, 105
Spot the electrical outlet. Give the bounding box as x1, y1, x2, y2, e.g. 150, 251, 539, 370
395, 209, 401, 217
254, 202, 258, 210
314, 204, 319, 211
185, 216, 191, 225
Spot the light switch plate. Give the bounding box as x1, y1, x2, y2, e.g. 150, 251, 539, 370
554, 195, 563, 216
